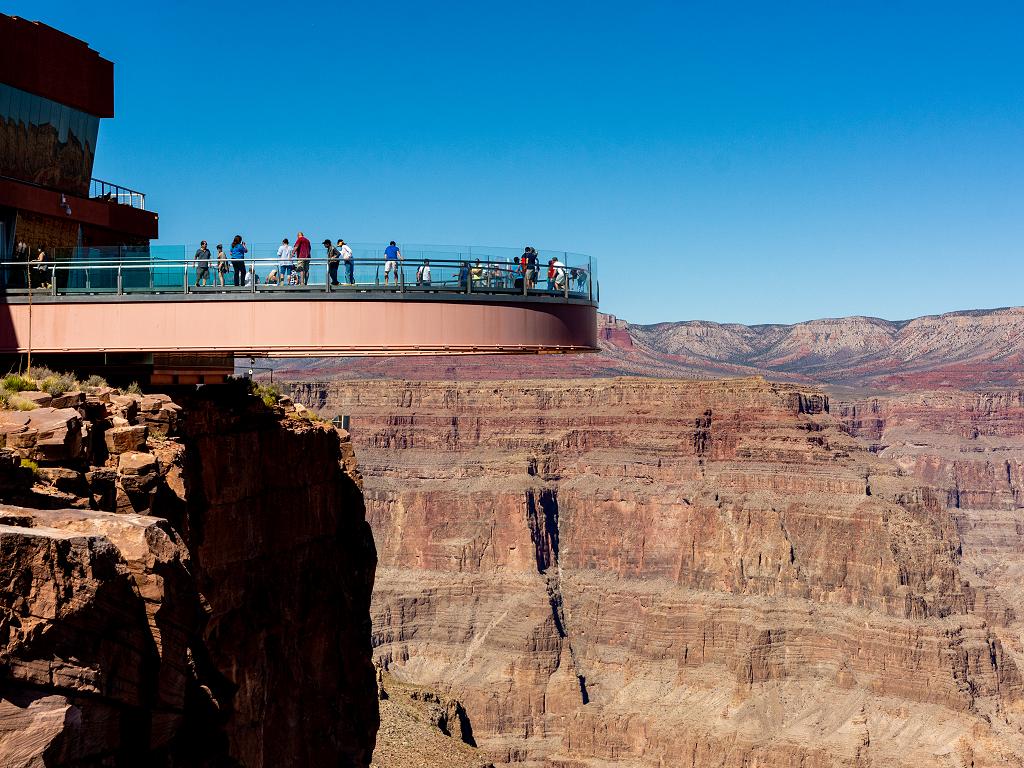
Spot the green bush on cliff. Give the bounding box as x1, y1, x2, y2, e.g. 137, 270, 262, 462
253, 382, 282, 408
3, 373, 35, 393
125, 381, 143, 395
9, 396, 38, 411
40, 374, 77, 396
84, 374, 108, 388
19, 458, 38, 478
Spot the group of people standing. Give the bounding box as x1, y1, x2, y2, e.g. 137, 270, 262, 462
190, 238, 584, 293
191, 232, 355, 287
191, 236, 253, 287
274, 233, 354, 286
519, 246, 571, 291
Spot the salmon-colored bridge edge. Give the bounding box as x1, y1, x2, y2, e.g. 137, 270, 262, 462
0, 298, 598, 356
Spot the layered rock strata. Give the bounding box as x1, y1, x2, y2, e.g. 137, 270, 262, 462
839, 390, 1024, 694
0, 385, 378, 767
294, 377, 1024, 767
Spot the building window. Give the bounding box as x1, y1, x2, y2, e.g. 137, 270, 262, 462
0, 82, 100, 196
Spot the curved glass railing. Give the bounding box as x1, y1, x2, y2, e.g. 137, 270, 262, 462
0, 243, 598, 303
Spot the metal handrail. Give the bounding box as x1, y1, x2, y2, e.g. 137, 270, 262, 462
0, 257, 595, 302
89, 178, 146, 210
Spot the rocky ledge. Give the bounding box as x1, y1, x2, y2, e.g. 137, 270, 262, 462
0, 383, 379, 767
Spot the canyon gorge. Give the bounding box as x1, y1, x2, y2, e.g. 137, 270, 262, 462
293, 375, 1024, 767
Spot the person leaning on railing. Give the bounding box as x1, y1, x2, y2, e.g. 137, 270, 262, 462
383, 241, 402, 286
324, 239, 341, 286
416, 259, 431, 287
32, 248, 50, 289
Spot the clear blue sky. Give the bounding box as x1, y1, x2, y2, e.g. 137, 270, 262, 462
10, 1, 1023, 325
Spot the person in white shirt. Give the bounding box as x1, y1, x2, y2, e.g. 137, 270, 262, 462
416, 259, 432, 287
277, 238, 294, 285
338, 239, 354, 284
551, 258, 566, 290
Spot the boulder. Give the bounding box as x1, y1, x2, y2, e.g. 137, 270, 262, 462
36, 467, 87, 495
33, 408, 87, 462
49, 391, 85, 410
0, 448, 31, 494
0, 412, 32, 449
85, 467, 117, 511
109, 394, 139, 423
118, 451, 157, 477
116, 451, 159, 507
136, 395, 182, 436
85, 386, 114, 403
104, 425, 147, 455
0, 408, 87, 462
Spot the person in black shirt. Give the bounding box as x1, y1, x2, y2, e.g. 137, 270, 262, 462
193, 240, 212, 287
525, 246, 539, 288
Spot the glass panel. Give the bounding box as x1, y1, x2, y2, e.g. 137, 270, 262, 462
0, 84, 11, 123
57, 102, 70, 143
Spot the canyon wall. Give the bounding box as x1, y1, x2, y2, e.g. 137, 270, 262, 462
0, 385, 378, 767
294, 377, 1024, 767
838, 390, 1024, 686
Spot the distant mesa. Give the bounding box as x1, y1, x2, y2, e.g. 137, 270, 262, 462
273, 306, 1024, 392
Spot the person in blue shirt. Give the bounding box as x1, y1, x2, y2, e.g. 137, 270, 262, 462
230, 235, 248, 287
383, 240, 401, 286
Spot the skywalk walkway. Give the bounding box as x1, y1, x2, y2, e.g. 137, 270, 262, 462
0, 245, 599, 357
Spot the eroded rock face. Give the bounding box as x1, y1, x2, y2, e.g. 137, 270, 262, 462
178, 393, 379, 768
0, 507, 204, 766
295, 377, 1024, 767
0, 387, 379, 767
838, 390, 1024, 685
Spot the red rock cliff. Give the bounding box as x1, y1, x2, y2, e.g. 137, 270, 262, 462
294, 376, 1024, 767
0, 384, 379, 767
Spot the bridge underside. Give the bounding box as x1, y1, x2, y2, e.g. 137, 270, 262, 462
0, 295, 597, 360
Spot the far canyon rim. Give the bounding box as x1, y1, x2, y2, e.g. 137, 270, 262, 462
275, 306, 1024, 391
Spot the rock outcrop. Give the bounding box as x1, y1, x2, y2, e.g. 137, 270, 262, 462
838, 389, 1024, 691
294, 376, 1024, 767
0, 384, 379, 767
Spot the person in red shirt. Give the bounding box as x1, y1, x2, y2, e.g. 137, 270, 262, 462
294, 231, 312, 285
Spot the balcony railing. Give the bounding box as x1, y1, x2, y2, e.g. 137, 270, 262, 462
0, 244, 598, 304
90, 178, 146, 210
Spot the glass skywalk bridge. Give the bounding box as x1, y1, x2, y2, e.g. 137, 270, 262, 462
0, 244, 599, 362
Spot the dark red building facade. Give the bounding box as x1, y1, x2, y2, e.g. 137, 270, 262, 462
0, 15, 158, 257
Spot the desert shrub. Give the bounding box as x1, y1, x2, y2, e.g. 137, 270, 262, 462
9, 396, 37, 411
41, 373, 78, 396
125, 381, 143, 395
2, 373, 35, 393
253, 382, 282, 408
26, 366, 56, 382
84, 374, 108, 388
0, 390, 9, 408
19, 458, 38, 477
